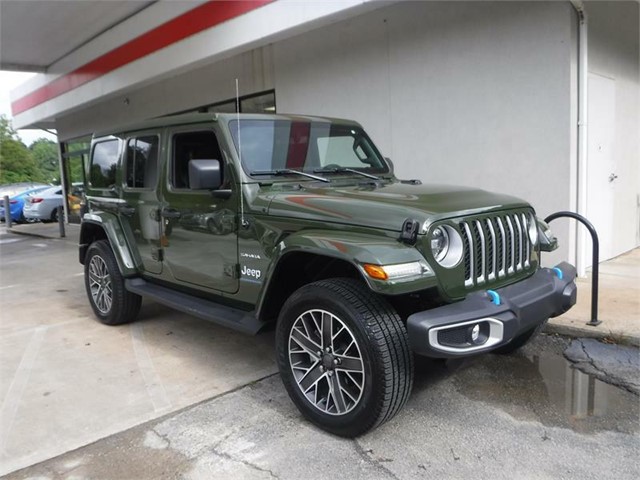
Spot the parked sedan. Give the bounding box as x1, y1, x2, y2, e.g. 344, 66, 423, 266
0, 182, 49, 198
0, 186, 50, 223
23, 184, 84, 222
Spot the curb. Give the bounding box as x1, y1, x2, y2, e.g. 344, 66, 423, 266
544, 322, 640, 347
7, 224, 79, 242
8, 228, 62, 240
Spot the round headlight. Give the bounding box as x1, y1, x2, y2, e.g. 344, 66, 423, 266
431, 226, 449, 261
430, 225, 463, 268
528, 213, 538, 245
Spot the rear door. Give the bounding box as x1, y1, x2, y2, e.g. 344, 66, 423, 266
120, 131, 163, 274
160, 124, 238, 293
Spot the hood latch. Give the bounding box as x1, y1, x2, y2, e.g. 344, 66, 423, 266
399, 219, 420, 245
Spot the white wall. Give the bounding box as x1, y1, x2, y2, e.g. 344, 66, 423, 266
274, 1, 575, 264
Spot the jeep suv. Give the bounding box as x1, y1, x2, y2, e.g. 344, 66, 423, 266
80, 113, 576, 436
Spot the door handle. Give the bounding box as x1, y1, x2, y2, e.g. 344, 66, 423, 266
162, 208, 181, 219
118, 204, 136, 216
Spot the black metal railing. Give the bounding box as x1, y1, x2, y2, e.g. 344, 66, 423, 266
544, 211, 601, 326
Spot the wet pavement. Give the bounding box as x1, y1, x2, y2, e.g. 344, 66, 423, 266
449, 335, 638, 436
7, 334, 639, 480
564, 338, 640, 395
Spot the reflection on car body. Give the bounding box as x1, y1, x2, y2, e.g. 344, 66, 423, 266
178, 209, 235, 235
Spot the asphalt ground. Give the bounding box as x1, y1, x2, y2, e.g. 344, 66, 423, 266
1, 225, 639, 479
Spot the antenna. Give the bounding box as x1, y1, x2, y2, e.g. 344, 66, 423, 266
236, 78, 247, 228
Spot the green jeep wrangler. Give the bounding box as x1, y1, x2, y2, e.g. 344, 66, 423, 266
80, 113, 577, 436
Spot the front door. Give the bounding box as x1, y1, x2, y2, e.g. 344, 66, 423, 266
120, 132, 163, 274
161, 126, 238, 293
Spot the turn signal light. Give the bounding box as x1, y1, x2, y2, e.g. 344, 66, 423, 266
363, 261, 431, 281
363, 264, 388, 280
30, 198, 44, 203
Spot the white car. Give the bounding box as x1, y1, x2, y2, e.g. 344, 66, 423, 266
23, 184, 84, 222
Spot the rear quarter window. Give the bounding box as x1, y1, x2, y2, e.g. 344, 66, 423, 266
90, 139, 120, 188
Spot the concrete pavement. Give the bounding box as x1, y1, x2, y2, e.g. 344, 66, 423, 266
0, 226, 277, 475
6, 335, 639, 480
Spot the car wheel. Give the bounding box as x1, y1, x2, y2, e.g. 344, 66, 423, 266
493, 319, 548, 355
276, 278, 413, 437
84, 240, 141, 325
50, 208, 58, 222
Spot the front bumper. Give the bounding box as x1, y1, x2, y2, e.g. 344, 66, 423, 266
407, 262, 577, 358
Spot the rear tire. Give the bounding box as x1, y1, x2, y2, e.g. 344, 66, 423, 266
276, 278, 413, 437
84, 240, 141, 325
50, 208, 58, 222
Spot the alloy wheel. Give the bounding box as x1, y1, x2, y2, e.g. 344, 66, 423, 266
288, 309, 365, 415
88, 255, 113, 314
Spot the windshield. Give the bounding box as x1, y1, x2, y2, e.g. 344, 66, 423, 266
229, 119, 389, 176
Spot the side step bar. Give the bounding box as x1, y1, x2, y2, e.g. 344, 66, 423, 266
125, 278, 264, 335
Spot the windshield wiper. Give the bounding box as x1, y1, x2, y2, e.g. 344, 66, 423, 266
250, 169, 330, 183
313, 167, 381, 181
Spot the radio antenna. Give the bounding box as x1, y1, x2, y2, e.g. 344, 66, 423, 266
236, 78, 247, 228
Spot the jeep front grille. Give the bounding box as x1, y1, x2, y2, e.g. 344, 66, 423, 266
459, 211, 533, 288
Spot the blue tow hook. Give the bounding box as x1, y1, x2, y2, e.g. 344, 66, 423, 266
552, 267, 564, 280
487, 289, 501, 305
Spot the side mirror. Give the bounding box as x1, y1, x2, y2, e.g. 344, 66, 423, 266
189, 159, 222, 190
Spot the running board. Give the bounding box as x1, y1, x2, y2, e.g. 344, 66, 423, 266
125, 278, 264, 335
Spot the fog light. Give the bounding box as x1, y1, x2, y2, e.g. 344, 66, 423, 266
468, 322, 489, 345
471, 324, 480, 343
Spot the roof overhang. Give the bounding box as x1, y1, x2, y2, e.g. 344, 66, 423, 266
0, 0, 155, 73
6, 0, 392, 131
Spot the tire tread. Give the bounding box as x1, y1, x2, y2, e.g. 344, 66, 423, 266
84, 240, 141, 325
277, 278, 413, 436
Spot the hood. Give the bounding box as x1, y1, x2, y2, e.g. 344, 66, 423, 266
264, 180, 530, 232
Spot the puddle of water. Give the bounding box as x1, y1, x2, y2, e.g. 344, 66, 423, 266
449, 338, 639, 435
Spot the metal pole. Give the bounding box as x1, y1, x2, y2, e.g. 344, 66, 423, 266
57, 206, 65, 238
545, 211, 601, 326
3, 196, 11, 228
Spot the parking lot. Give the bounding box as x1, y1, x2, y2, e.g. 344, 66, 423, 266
1, 224, 639, 479
0, 225, 276, 475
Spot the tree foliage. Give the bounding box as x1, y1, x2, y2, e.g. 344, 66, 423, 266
30, 138, 60, 183
0, 114, 57, 184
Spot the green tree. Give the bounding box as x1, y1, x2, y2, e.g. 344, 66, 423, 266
0, 115, 45, 184
30, 138, 60, 183
0, 115, 16, 142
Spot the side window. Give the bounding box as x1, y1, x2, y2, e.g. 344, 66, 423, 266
125, 135, 159, 188
171, 131, 223, 189
90, 140, 120, 188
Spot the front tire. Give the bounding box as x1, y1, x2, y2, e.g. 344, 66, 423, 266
276, 278, 413, 437
84, 240, 141, 325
